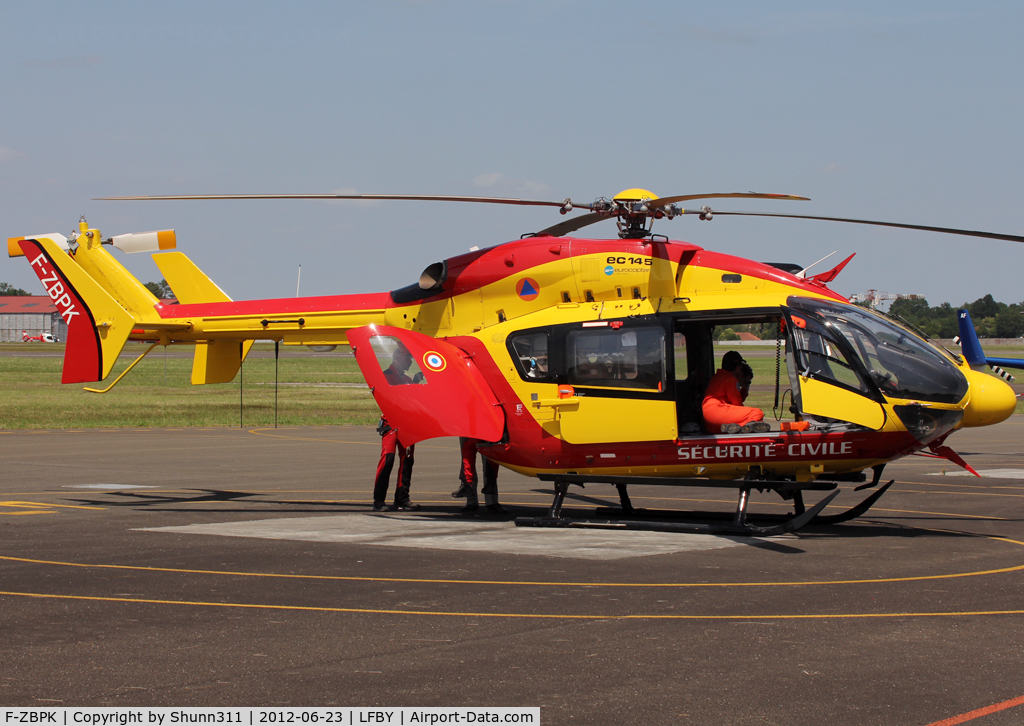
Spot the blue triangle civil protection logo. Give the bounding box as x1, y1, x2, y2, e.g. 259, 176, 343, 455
516, 277, 540, 301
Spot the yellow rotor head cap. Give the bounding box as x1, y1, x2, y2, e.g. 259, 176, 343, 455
613, 188, 659, 201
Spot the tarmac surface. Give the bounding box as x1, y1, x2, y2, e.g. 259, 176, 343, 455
3, 420, 1024, 725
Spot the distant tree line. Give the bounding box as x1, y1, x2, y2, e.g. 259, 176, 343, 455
886, 294, 1024, 339
1, 280, 175, 299
144, 279, 173, 298
713, 293, 1024, 341
0, 282, 29, 296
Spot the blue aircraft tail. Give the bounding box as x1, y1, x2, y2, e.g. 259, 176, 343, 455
956, 309, 1021, 382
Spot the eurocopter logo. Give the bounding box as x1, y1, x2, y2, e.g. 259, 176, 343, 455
516, 277, 540, 301
604, 265, 614, 276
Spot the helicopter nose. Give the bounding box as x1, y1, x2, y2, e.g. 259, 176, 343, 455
960, 368, 1018, 427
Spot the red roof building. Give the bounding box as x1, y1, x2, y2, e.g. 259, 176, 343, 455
0, 296, 63, 342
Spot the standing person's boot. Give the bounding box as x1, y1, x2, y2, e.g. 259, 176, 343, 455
460, 486, 479, 513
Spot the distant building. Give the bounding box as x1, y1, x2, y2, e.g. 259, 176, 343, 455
0, 296, 67, 342
736, 332, 761, 341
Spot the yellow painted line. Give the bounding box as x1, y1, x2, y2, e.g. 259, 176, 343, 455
868, 506, 1010, 521
3, 540, 1024, 587
898, 487, 1024, 499
244, 431, 380, 447
0, 501, 105, 510
247, 428, 455, 449
1, 589, 1023, 620
0, 511, 53, 516
911, 480, 1024, 492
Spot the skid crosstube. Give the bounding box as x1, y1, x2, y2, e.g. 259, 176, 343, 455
515, 471, 887, 536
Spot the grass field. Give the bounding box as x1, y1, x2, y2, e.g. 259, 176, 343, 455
0, 342, 379, 429
1, 341, 1020, 429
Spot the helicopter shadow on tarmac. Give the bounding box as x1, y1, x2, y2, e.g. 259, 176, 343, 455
61, 486, 991, 556
63, 488, 369, 514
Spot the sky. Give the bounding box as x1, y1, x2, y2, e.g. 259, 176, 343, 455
2, 0, 1023, 307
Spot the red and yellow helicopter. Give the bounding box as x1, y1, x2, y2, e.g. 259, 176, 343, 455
8, 188, 1023, 535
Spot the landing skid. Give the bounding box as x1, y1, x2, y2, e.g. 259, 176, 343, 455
517, 468, 895, 536
517, 490, 840, 536
788, 463, 895, 525
516, 473, 845, 537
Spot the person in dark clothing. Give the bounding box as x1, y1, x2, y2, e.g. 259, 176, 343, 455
451, 437, 506, 514
372, 344, 421, 511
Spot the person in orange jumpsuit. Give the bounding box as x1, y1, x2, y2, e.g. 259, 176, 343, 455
701, 351, 769, 434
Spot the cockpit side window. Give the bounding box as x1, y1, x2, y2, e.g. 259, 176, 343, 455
567, 326, 665, 390
368, 335, 427, 386
509, 332, 551, 381
788, 314, 871, 394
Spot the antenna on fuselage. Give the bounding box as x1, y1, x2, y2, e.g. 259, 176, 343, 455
796, 251, 836, 278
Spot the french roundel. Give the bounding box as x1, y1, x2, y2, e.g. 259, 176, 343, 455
423, 351, 447, 372
516, 277, 540, 301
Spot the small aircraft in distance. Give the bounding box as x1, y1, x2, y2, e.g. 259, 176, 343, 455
22, 330, 56, 343
8, 188, 1024, 535
956, 309, 1024, 383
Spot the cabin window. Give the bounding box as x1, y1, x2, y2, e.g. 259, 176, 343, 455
509, 332, 551, 381
788, 317, 870, 394
368, 336, 426, 386
722, 274, 742, 283
567, 326, 665, 390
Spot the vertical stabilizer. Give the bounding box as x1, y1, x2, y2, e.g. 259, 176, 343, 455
153, 251, 234, 304
956, 309, 987, 368
18, 238, 135, 383
152, 251, 253, 383
192, 340, 252, 384
957, 309, 1021, 382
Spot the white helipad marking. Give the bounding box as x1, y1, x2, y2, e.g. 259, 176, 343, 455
927, 469, 1024, 479
141, 514, 751, 561
64, 484, 161, 489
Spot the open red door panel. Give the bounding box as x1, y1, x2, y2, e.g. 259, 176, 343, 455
348, 324, 506, 446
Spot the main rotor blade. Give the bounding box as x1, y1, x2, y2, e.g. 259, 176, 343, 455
653, 192, 810, 206
691, 210, 1024, 244
537, 212, 605, 237
96, 193, 569, 208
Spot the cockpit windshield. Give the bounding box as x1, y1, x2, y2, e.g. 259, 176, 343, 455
788, 297, 969, 404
